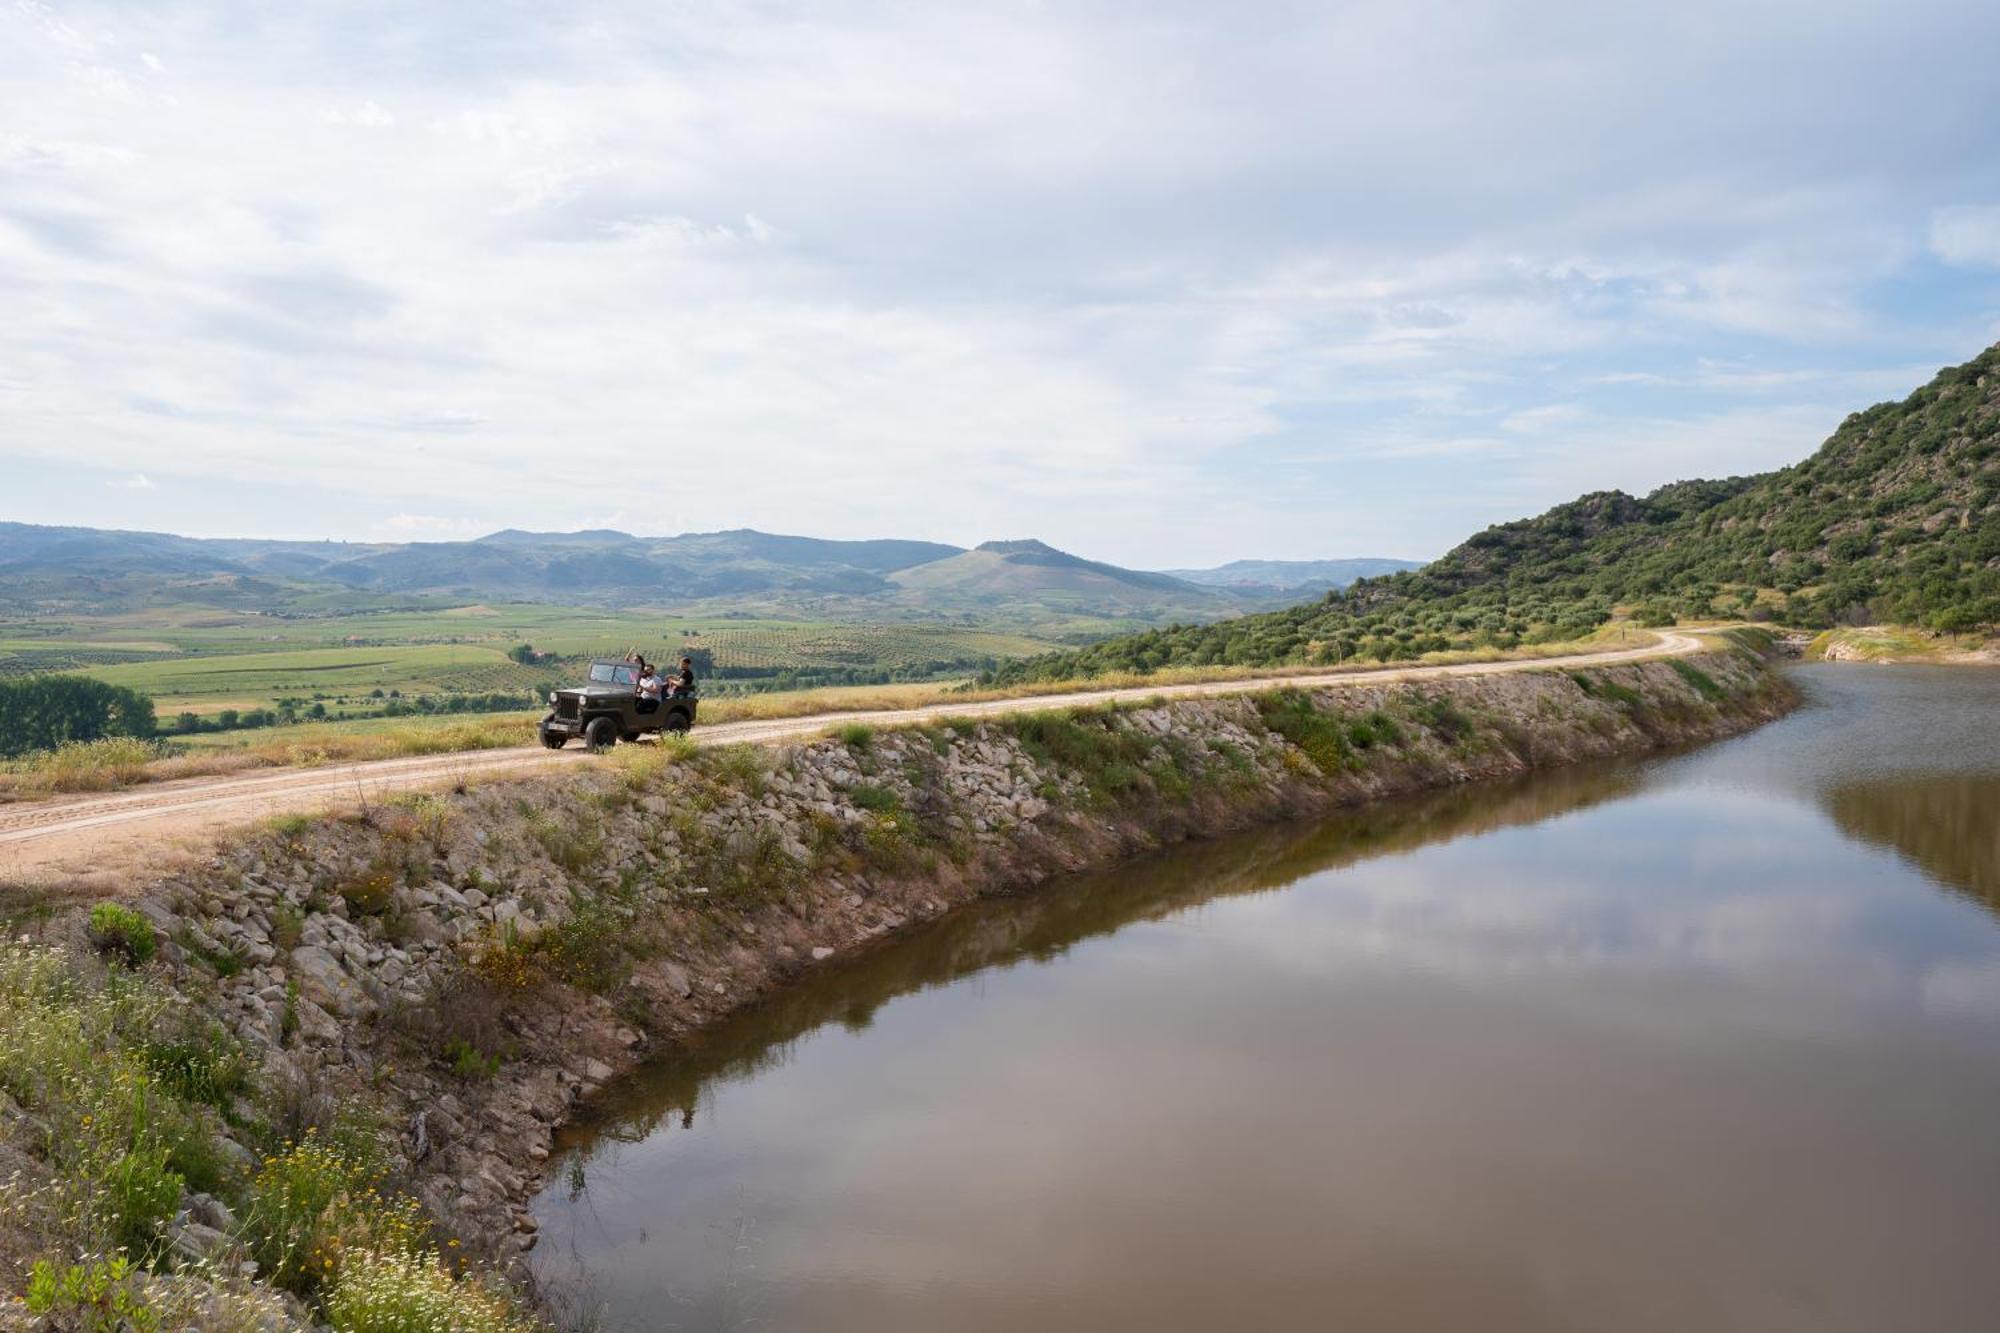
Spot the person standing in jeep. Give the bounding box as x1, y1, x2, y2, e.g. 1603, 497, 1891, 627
671, 656, 697, 697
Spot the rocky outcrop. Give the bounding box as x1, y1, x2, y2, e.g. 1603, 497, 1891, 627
88, 650, 1794, 1291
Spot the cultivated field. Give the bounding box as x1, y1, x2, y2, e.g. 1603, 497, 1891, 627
0, 604, 1061, 722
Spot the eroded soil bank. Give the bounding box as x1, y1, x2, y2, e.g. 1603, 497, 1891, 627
0, 647, 1793, 1326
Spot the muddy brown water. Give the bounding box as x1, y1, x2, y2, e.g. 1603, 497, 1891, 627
530, 666, 2000, 1332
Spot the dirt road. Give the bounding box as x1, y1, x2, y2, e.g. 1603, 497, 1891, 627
0, 632, 1701, 886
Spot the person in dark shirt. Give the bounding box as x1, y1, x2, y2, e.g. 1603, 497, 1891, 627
671, 656, 697, 697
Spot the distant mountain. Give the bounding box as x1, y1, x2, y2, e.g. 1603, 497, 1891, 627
1164, 557, 1422, 593
0, 523, 1274, 630
881, 538, 1236, 623
988, 343, 2000, 682
312, 527, 961, 602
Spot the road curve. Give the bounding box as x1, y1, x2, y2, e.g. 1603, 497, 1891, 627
0, 632, 1703, 884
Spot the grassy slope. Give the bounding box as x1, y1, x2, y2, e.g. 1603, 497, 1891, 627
990, 345, 2000, 683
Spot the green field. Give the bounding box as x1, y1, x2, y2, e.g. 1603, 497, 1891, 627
0, 603, 1060, 725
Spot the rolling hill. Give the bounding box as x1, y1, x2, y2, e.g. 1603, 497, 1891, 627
988, 343, 2000, 682
1164, 557, 1422, 595
0, 522, 1394, 635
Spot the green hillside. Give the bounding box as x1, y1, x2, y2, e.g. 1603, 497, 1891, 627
989, 344, 2000, 682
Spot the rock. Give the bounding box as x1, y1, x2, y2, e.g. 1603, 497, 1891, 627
186, 1192, 238, 1232
288, 944, 373, 1018
811, 946, 835, 961
167, 1218, 234, 1265
658, 961, 693, 997
582, 1058, 614, 1083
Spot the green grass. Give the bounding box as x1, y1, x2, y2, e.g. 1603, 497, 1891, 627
82, 643, 544, 716
1667, 658, 1726, 701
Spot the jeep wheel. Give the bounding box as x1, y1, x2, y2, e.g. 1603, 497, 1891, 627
662, 710, 692, 734
584, 717, 619, 752
540, 729, 567, 750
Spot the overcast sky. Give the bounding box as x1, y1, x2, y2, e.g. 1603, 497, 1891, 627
4, 0, 1999, 567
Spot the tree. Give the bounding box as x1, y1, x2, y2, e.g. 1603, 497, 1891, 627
0, 676, 159, 758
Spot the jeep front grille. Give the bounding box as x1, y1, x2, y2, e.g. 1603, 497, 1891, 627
556, 697, 580, 720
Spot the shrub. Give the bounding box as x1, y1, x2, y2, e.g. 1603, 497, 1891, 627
835, 722, 875, 750
24, 1255, 161, 1333
246, 1133, 419, 1295
139, 1018, 248, 1109
443, 1038, 502, 1080
848, 784, 902, 814
324, 1248, 537, 1333
337, 860, 401, 915
1346, 710, 1404, 751
536, 895, 628, 993
87, 903, 157, 966
1403, 695, 1472, 744
103, 1144, 184, 1257
1255, 689, 1353, 775
271, 903, 306, 951
527, 810, 604, 877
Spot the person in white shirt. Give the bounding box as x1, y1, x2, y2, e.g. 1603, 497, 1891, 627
636, 664, 663, 713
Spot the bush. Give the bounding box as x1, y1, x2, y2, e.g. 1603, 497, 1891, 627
24, 1255, 161, 1332
337, 860, 401, 915
87, 903, 157, 966
848, 784, 902, 814
140, 1018, 248, 1109
835, 722, 875, 750
103, 1145, 184, 1257
325, 1248, 537, 1333
1255, 690, 1353, 775
0, 675, 156, 759
246, 1134, 420, 1296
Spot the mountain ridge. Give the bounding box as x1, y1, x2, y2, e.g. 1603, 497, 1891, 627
0, 521, 1402, 632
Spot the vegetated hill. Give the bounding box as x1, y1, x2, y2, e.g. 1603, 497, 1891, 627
0, 522, 1269, 631
884, 539, 1239, 622
1164, 557, 1423, 594
987, 344, 2000, 682
317, 528, 959, 601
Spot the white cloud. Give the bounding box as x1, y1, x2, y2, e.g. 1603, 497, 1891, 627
107, 472, 153, 489
377, 513, 487, 540
1930, 205, 2000, 268
0, 1, 1996, 564
321, 99, 395, 130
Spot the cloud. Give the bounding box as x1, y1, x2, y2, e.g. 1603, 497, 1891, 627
107, 472, 153, 489
1930, 205, 2000, 268
0, 1, 1997, 565
321, 99, 395, 129
377, 513, 487, 540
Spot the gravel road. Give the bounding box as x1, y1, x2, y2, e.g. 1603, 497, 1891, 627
0, 633, 1700, 885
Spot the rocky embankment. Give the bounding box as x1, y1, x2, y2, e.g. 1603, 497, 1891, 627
0, 646, 1792, 1325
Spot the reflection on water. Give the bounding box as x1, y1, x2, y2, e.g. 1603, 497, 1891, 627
1827, 776, 2000, 912
534, 667, 2000, 1333
555, 763, 1646, 1151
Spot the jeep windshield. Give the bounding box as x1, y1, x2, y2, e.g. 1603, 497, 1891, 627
588, 662, 640, 686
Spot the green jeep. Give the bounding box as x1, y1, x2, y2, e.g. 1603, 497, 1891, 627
539, 660, 697, 751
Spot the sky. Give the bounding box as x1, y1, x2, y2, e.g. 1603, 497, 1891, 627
3, 0, 1999, 569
